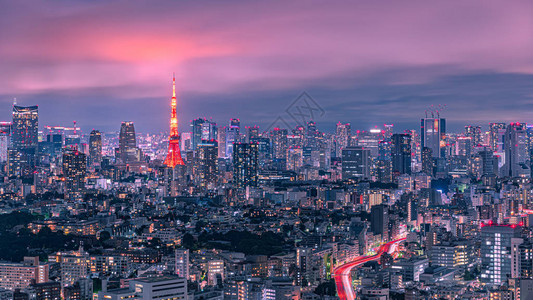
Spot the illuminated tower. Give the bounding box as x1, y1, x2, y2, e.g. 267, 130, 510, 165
164, 74, 185, 168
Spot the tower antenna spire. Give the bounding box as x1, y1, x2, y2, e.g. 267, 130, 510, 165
164, 72, 185, 168
172, 72, 176, 98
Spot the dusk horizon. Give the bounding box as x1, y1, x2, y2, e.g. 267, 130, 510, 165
1, 0, 532, 133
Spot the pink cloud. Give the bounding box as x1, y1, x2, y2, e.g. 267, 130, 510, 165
0, 0, 531, 99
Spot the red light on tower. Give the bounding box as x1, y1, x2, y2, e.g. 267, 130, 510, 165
163, 73, 185, 168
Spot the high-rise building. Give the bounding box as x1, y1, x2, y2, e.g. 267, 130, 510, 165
480, 225, 521, 285
88, 130, 102, 168
163, 74, 185, 169
117, 122, 139, 163
225, 119, 241, 160
62, 150, 87, 199
371, 204, 389, 241
246, 125, 259, 143
190, 118, 217, 150
46, 130, 63, 156
271, 128, 288, 169
391, 133, 411, 175
0, 122, 11, 163
502, 123, 529, 177
196, 140, 218, 190
421, 147, 434, 176
490, 123, 507, 152
376, 139, 392, 183
175, 249, 189, 279
335, 122, 351, 157
455, 137, 472, 157
465, 125, 482, 148
12, 105, 38, 149
217, 128, 227, 158
10, 105, 38, 177
420, 118, 446, 158
233, 143, 258, 188
341, 146, 371, 180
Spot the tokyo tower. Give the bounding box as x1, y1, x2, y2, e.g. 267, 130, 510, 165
164, 73, 185, 168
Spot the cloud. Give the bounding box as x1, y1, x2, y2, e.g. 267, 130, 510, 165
0, 0, 531, 132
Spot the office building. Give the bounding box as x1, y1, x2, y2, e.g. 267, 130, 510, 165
371, 204, 389, 241
225, 119, 241, 159
335, 122, 351, 157
12, 105, 38, 149
421, 117, 445, 158
233, 143, 258, 188
503, 123, 529, 177
196, 140, 218, 190
341, 146, 371, 180
62, 150, 87, 199
88, 130, 102, 168
391, 133, 411, 175
117, 121, 140, 163
480, 225, 521, 285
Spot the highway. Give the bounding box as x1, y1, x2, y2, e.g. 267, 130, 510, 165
333, 238, 406, 300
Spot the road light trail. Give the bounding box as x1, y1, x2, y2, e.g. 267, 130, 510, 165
333, 238, 406, 300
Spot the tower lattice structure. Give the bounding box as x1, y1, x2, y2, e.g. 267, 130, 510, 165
164, 74, 185, 168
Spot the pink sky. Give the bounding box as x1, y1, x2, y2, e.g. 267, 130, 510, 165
0, 0, 532, 131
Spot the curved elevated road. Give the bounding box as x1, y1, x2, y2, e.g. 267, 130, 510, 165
333, 238, 406, 300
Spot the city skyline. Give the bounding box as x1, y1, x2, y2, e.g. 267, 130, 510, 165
1, 1, 532, 132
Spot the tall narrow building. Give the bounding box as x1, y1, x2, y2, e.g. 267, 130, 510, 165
164, 74, 185, 168
391, 133, 412, 175
118, 122, 139, 163
12, 105, 38, 149
233, 143, 258, 188
9, 105, 38, 177
89, 130, 102, 168
420, 117, 445, 158
63, 149, 87, 199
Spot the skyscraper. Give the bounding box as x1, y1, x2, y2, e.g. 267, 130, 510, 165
376, 139, 392, 183
371, 204, 389, 241
62, 149, 87, 199
335, 122, 351, 157
89, 130, 102, 168
217, 128, 227, 158
271, 128, 288, 169
246, 125, 259, 143
225, 119, 241, 160
118, 122, 139, 163
490, 123, 507, 152
12, 105, 38, 149
233, 143, 258, 188
480, 225, 521, 285
421, 147, 433, 176
196, 140, 218, 190
503, 123, 529, 177
391, 133, 412, 175
465, 125, 482, 148
9, 105, 39, 177
164, 74, 185, 168
341, 146, 371, 180
191, 118, 217, 150
420, 117, 445, 158
0, 122, 11, 163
